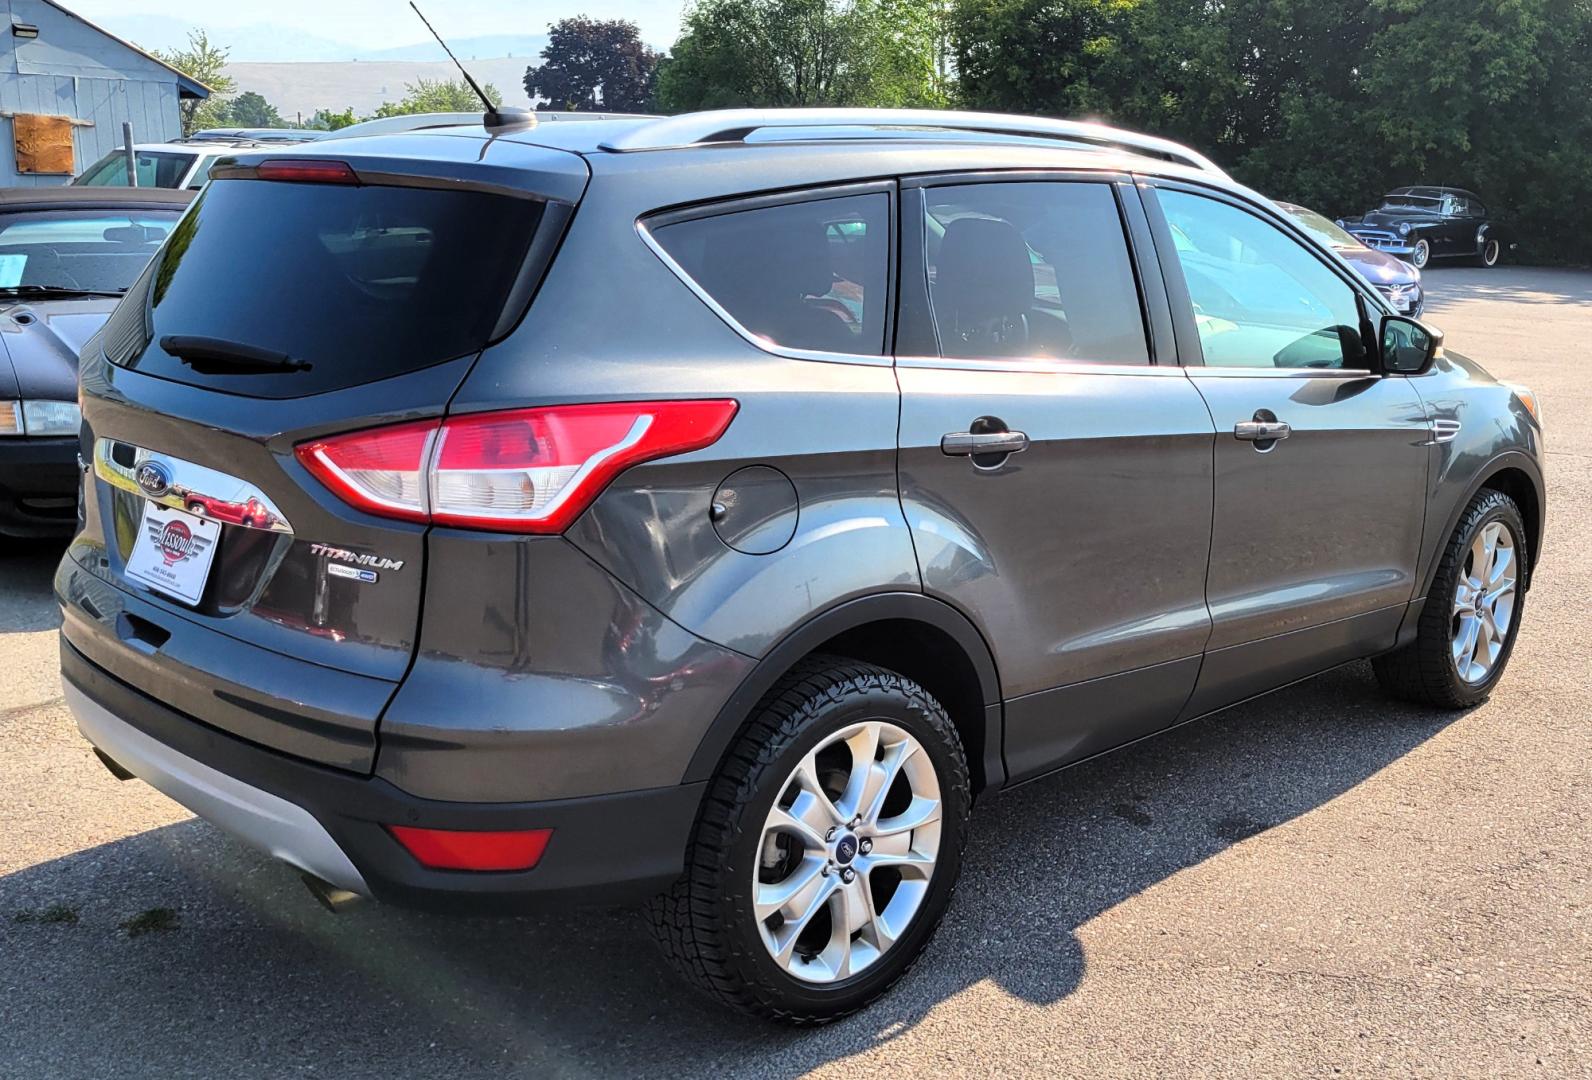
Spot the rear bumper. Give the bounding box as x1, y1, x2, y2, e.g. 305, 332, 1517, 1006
0, 436, 77, 536
62, 640, 704, 911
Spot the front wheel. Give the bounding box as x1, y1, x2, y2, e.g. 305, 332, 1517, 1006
1410, 238, 1431, 269
646, 656, 970, 1023
1373, 489, 1527, 708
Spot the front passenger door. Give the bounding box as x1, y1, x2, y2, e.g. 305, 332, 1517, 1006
1146, 184, 1430, 718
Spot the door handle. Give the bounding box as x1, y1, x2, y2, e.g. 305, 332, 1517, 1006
941, 430, 1030, 457
1233, 420, 1291, 442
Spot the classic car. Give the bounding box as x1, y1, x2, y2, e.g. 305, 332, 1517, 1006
0, 186, 192, 536
1340, 186, 1513, 270
1277, 201, 1423, 316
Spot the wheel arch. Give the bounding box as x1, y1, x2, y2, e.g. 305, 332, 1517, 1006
682, 592, 1005, 796
1421, 454, 1545, 598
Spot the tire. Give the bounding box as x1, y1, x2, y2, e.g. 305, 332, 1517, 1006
645, 655, 971, 1023
1373, 489, 1528, 708
1478, 237, 1501, 267
1410, 238, 1431, 269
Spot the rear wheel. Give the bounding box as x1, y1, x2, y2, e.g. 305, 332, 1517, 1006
1478, 238, 1501, 267
1373, 489, 1527, 708
645, 656, 970, 1023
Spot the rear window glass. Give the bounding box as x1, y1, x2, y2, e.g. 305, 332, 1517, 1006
106, 177, 544, 397
652, 192, 889, 356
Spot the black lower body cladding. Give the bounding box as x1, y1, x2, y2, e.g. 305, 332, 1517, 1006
63, 641, 704, 909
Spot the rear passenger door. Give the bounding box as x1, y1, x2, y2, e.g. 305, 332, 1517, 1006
894, 174, 1218, 784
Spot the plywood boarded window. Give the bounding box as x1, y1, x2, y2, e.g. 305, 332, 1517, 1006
14, 113, 76, 175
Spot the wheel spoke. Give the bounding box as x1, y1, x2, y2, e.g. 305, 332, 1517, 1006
1487, 542, 1514, 587
770, 873, 839, 967
833, 723, 883, 822
755, 855, 827, 921
862, 848, 936, 878
792, 754, 845, 829
871, 794, 942, 838
766, 799, 830, 851
858, 879, 897, 954
1453, 613, 1481, 677
859, 740, 918, 827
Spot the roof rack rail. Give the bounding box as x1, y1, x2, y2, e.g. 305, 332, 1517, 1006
598, 108, 1226, 175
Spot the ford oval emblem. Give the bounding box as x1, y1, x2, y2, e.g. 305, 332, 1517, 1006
135, 460, 172, 497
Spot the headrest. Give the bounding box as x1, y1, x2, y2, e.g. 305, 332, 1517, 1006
934, 217, 1034, 325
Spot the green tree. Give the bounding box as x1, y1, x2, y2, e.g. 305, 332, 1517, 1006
151, 29, 237, 135
226, 91, 284, 128
658, 0, 947, 111
308, 107, 358, 131
947, 0, 1592, 263
370, 77, 502, 118
526, 17, 662, 110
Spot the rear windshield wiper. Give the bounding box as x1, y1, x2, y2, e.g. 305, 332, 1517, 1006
0, 284, 126, 299
160, 335, 313, 374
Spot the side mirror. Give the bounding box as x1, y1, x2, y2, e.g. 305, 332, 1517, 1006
1380, 314, 1442, 375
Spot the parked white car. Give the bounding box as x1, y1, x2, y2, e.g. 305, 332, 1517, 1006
73, 132, 322, 190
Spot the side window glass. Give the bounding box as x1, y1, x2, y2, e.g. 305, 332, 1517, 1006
651, 192, 888, 355
1158, 189, 1365, 370
923, 181, 1148, 364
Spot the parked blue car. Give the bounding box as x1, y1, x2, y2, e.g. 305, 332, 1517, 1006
1277, 201, 1423, 317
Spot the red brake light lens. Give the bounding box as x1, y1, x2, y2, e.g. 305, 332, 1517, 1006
255, 159, 359, 184
295, 400, 738, 533
388, 825, 552, 872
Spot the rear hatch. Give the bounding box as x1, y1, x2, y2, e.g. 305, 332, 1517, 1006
61, 134, 587, 771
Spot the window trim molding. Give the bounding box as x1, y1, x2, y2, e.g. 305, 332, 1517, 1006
636, 180, 897, 367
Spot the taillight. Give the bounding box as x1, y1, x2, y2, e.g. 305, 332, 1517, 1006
295, 418, 437, 523
295, 400, 738, 534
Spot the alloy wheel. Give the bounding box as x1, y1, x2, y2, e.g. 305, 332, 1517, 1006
1452, 521, 1517, 684
753, 720, 942, 984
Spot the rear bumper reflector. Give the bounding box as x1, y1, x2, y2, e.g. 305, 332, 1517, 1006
387, 825, 553, 871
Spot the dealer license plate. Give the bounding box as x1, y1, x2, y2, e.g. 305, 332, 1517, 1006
125, 502, 221, 605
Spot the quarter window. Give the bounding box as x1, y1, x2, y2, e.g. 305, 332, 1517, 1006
651, 192, 889, 356
923, 181, 1148, 364
1158, 189, 1366, 370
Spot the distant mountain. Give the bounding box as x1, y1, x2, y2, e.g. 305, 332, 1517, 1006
226, 57, 542, 119
97, 14, 549, 64
97, 14, 364, 62
360, 35, 550, 62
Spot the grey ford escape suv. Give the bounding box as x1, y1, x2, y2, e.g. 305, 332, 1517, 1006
57, 108, 1545, 1023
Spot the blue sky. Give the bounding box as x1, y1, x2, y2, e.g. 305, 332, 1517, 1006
66, 1, 687, 55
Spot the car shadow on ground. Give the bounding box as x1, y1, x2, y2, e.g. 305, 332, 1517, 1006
1, 661, 1462, 1079
0, 539, 65, 633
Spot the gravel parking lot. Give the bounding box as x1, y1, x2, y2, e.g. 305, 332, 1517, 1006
2, 266, 1588, 1079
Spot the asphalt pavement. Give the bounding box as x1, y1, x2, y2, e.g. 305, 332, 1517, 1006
2, 266, 1588, 1078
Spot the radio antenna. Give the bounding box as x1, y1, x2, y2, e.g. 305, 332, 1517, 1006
408, 1, 529, 128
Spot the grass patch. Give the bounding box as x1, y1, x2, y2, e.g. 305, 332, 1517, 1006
13, 903, 79, 925
120, 907, 179, 937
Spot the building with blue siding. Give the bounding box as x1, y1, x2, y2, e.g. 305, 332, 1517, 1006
0, 0, 208, 187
